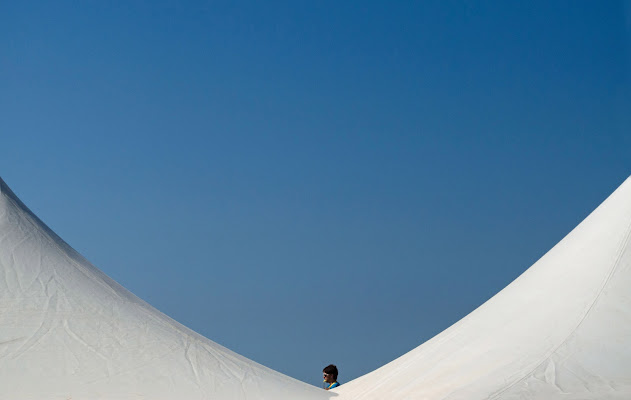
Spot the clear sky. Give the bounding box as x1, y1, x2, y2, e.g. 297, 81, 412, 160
2, 0, 630, 387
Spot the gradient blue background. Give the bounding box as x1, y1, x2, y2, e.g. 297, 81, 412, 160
2, 0, 630, 387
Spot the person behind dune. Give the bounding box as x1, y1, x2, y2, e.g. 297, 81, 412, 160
322, 364, 340, 390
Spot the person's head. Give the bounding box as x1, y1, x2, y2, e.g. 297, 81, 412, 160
323, 364, 338, 383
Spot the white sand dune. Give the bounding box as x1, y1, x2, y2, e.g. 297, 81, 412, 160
334, 176, 631, 400
0, 177, 330, 400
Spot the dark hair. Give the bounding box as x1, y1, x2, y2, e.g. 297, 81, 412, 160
323, 364, 338, 380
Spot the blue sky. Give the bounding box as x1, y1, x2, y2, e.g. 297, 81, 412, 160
2, 0, 630, 386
